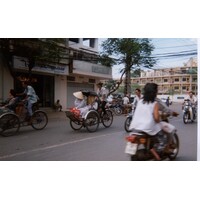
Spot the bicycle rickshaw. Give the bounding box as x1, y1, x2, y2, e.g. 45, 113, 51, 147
65, 91, 113, 132
0, 100, 48, 137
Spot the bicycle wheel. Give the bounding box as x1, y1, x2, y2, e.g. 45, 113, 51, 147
31, 111, 48, 130
70, 120, 83, 130
102, 110, 113, 128
0, 113, 20, 137
85, 111, 99, 132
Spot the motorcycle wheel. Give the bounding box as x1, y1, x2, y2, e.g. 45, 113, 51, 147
168, 133, 179, 160
130, 149, 148, 161
183, 113, 189, 124
124, 117, 132, 132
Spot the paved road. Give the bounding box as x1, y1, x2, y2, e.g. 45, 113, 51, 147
0, 103, 197, 161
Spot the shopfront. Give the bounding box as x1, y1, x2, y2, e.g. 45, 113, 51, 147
14, 73, 55, 107
13, 56, 68, 108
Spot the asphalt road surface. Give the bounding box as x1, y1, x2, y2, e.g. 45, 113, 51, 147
0, 103, 197, 161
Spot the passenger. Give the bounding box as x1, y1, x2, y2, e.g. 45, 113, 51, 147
73, 91, 86, 109
78, 95, 98, 118
0, 89, 18, 112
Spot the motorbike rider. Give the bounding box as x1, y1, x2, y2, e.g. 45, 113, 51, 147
182, 91, 197, 120
132, 88, 142, 111
131, 88, 178, 117
129, 83, 177, 153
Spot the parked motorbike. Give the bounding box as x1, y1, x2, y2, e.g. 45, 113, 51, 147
182, 99, 196, 124
106, 101, 123, 115
125, 114, 179, 161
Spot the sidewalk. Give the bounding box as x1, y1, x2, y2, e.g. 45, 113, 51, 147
40, 108, 67, 120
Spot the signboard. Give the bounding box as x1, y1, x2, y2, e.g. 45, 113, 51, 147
13, 56, 69, 75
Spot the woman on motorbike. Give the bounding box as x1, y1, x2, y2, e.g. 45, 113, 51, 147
129, 83, 176, 150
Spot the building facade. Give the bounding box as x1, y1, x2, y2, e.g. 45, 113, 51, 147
0, 38, 112, 109
66, 38, 112, 107
131, 57, 197, 96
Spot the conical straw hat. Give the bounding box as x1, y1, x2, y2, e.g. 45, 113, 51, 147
73, 91, 84, 99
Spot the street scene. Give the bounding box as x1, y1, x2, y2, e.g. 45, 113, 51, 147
0, 38, 198, 161
0, 102, 197, 161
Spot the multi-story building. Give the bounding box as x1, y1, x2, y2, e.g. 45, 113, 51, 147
131, 58, 197, 99
0, 38, 112, 108
67, 38, 112, 107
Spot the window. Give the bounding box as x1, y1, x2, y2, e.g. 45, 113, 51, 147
193, 78, 197, 82
164, 79, 168, 82
174, 78, 179, 82
174, 86, 179, 90
89, 79, 95, 83
182, 86, 186, 90
67, 76, 75, 81
182, 78, 186, 82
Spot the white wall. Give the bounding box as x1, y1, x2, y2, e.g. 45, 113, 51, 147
54, 75, 67, 109
157, 94, 187, 103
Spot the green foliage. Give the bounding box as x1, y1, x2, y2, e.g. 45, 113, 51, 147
101, 38, 156, 69
0, 38, 68, 79
98, 53, 116, 67
101, 38, 156, 95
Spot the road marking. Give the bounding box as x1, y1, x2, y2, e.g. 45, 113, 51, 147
0, 131, 125, 160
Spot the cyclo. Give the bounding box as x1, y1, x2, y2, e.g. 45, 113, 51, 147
0, 99, 48, 137
65, 91, 113, 132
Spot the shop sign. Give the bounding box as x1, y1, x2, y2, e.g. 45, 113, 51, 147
13, 56, 68, 75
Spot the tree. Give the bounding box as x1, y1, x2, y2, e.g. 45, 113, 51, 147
0, 38, 68, 82
101, 38, 156, 95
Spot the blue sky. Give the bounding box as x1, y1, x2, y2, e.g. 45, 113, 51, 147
99, 38, 197, 79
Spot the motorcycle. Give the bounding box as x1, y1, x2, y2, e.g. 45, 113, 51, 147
182, 99, 196, 124
106, 101, 123, 116
124, 103, 136, 132
125, 113, 179, 161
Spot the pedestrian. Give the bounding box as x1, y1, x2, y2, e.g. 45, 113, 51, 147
122, 94, 130, 115
166, 97, 170, 107
54, 99, 62, 112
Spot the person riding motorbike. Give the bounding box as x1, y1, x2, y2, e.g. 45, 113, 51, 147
132, 88, 178, 117
129, 83, 177, 156
182, 91, 197, 120
131, 88, 142, 112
